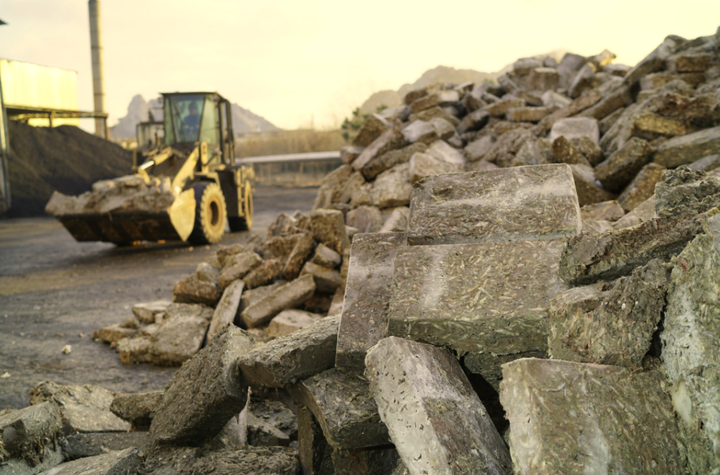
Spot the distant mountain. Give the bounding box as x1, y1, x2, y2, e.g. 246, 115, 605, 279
109, 95, 280, 141
359, 51, 568, 115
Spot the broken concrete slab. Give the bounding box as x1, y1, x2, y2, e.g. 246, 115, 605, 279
311, 244, 342, 269
195, 261, 220, 286
147, 307, 211, 367
117, 336, 151, 365
506, 106, 553, 122
310, 209, 351, 255
340, 145, 364, 166
282, 233, 315, 282
500, 358, 683, 475
149, 326, 254, 445
345, 206, 383, 234
578, 84, 633, 121
207, 280, 245, 341
172, 275, 221, 307
617, 162, 665, 212
219, 252, 263, 289
407, 165, 581, 245
548, 259, 668, 367
242, 259, 283, 290
186, 447, 300, 475
654, 126, 720, 168
407, 152, 461, 183
688, 154, 720, 172
0, 402, 62, 464
370, 163, 412, 209
662, 212, 720, 474
352, 114, 391, 148
551, 136, 592, 166
29, 381, 130, 434
336, 233, 405, 371
313, 165, 353, 210
365, 337, 512, 475
456, 109, 490, 134
297, 407, 335, 475
379, 207, 410, 233
400, 120, 437, 145
39, 447, 141, 474
132, 300, 171, 324
238, 315, 340, 388
386, 239, 567, 361
61, 432, 149, 460
109, 391, 162, 431
549, 117, 600, 144
594, 137, 653, 193
247, 413, 291, 447
425, 140, 466, 166
289, 367, 389, 450
267, 310, 322, 338
484, 97, 525, 117
570, 164, 616, 207
526, 67, 560, 91
241, 274, 316, 328
351, 130, 406, 172
93, 324, 137, 344
239, 280, 286, 315
360, 142, 427, 181
464, 134, 495, 162
299, 261, 340, 295
580, 200, 625, 221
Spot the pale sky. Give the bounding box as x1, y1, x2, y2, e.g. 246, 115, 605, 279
1, 0, 719, 131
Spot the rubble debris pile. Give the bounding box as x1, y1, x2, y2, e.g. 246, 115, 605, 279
4, 26, 720, 474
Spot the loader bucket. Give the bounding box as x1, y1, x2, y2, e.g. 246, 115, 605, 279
50, 188, 196, 244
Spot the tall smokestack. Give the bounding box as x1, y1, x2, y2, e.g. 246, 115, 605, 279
88, 0, 107, 138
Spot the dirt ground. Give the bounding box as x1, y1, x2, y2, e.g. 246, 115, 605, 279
0, 186, 318, 410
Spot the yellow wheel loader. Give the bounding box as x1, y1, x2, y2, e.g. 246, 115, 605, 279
48, 92, 254, 245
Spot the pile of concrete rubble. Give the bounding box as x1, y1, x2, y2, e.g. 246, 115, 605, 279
3, 28, 720, 475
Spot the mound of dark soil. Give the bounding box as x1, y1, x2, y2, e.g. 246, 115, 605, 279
4, 121, 133, 217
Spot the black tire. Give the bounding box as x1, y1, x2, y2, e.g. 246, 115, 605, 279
188, 182, 227, 244
228, 180, 253, 232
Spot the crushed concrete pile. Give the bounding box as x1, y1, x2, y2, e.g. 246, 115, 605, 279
318, 28, 720, 238
4, 121, 133, 218
93, 207, 350, 367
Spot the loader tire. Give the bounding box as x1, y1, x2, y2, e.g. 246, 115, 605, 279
188, 182, 227, 245
228, 180, 253, 232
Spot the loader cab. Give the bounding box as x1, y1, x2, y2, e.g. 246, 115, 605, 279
161, 92, 235, 166
136, 120, 164, 149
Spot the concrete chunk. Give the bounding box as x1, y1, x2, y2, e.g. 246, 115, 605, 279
500, 358, 683, 475
506, 106, 553, 122
425, 140, 466, 166
61, 432, 148, 460
147, 308, 211, 367
551, 136, 591, 166
172, 275, 221, 307
186, 447, 300, 475
526, 67, 560, 91
241, 274, 316, 328
149, 326, 254, 445
352, 114, 391, 148
336, 233, 405, 371
463, 134, 495, 162
379, 206, 410, 233
282, 233, 315, 281
0, 402, 62, 464
365, 337, 512, 475
29, 381, 130, 434
351, 130, 406, 172
340, 145, 364, 165
387, 240, 567, 359
360, 142, 427, 181
267, 309, 322, 338
345, 205, 383, 234
549, 117, 599, 144
109, 391, 162, 431
208, 280, 245, 341
39, 447, 140, 475
484, 97, 525, 117
408, 152, 461, 184
238, 315, 340, 388
242, 259, 283, 290
662, 213, 720, 474
370, 163, 412, 209
93, 323, 137, 344
289, 367, 389, 450
579, 200, 625, 221
617, 162, 665, 212
313, 165, 353, 210
297, 407, 337, 475
407, 165, 581, 246
401, 120, 437, 144
594, 137, 653, 193
132, 300, 171, 324
654, 126, 720, 168
311, 243, 342, 269
219, 252, 263, 289
117, 336, 151, 365
301, 262, 341, 295
549, 259, 668, 367
310, 209, 351, 254
569, 164, 616, 207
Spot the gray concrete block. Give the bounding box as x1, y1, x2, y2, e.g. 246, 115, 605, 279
365, 337, 512, 475
289, 367, 389, 450
654, 126, 720, 168
500, 358, 683, 475
61, 432, 149, 460
336, 233, 406, 371
149, 326, 254, 445
282, 233, 315, 281
37, 448, 140, 474
311, 244, 342, 269
407, 165, 580, 246
208, 280, 245, 341
594, 137, 653, 193
238, 315, 340, 388
311, 209, 351, 254
109, 391, 162, 431
241, 274, 316, 328
0, 402, 62, 464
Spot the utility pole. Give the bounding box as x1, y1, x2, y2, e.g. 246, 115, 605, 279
88, 0, 107, 139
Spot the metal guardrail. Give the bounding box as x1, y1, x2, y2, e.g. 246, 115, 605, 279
235, 151, 342, 187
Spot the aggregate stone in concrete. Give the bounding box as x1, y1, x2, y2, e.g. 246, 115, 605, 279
207, 280, 245, 341
37, 447, 140, 475
594, 137, 653, 193
336, 232, 406, 371
548, 259, 668, 367
407, 164, 580, 246
149, 326, 254, 445
29, 381, 130, 434
0, 402, 61, 463
662, 212, 720, 474
365, 337, 512, 475
241, 274, 316, 328
172, 274, 221, 307
242, 259, 283, 289
387, 240, 566, 368
289, 367, 389, 450
238, 315, 340, 388
109, 390, 163, 431
310, 209, 351, 254
500, 358, 683, 475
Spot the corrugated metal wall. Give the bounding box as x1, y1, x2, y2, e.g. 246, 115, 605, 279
0, 59, 80, 126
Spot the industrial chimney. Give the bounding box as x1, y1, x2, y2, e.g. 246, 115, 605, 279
88, 0, 107, 138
